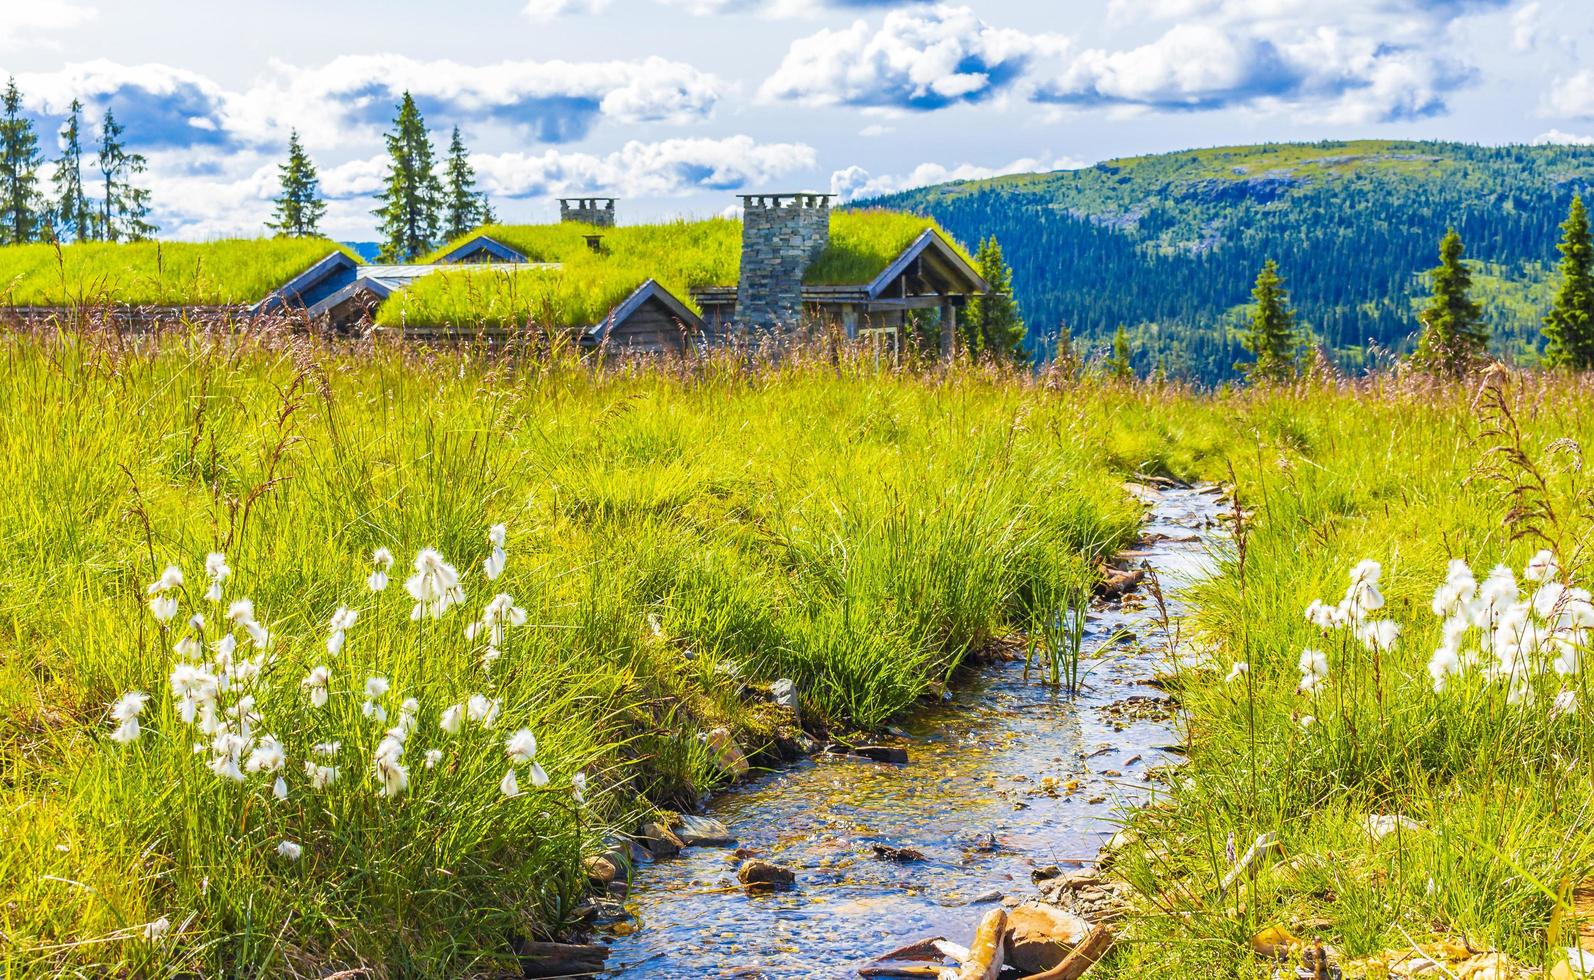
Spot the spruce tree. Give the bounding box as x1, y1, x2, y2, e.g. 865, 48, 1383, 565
0, 77, 44, 244
372, 93, 442, 262
1108, 324, 1134, 381
51, 99, 92, 243
1543, 195, 1594, 370
441, 126, 489, 242
963, 236, 1026, 361
96, 109, 155, 242
267, 130, 327, 238
1238, 259, 1299, 382
1412, 228, 1488, 376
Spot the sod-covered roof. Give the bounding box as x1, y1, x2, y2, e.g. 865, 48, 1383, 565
0, 238, 358, 307
386, 210, 972, 330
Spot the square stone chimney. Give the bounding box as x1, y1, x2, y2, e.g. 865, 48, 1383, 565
735, 192, 832, 332
559, 197, 617, 227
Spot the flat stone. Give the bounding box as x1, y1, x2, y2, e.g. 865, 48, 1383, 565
672, 814, 736, 847
969, 888, 1005, 904
584, 855, 618, 886
638, 821, 684, 858
1005, 903, 1094, 974
853, 745, 909, 764
737, 858, 796, 890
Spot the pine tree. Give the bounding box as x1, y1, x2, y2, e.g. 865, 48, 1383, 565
1238, 259, 1299, 382
1543, 196, 1594, 370
441, 126, 489, 242
1108, 324, 1134, 381
51, 99, 92, 243
267, 130, 327, 238
96, 109, 155, 242
1412, 228, 1488, 376
373, 93, 442, 262
963, 236, 1026, 360
0, 77, 44, 244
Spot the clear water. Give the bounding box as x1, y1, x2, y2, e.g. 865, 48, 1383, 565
602, 486, 1225, 978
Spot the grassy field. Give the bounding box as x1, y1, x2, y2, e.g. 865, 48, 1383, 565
1100, 371, 1594, 978
0, 326, 1208, 978
0, 239, 353, 307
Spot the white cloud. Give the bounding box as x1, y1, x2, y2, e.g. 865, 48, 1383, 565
656, 0, 932, 15
1510, 1, 1542, 51
523, 0, 612, 20
1038, 0, 1501, 122
1544, 70, 1594, 119
472, 135, 817, 199
761, 5, 1065, 110
1534, 128, 1594, 145
0, 0, 94, 47
830, 154, 1085, 201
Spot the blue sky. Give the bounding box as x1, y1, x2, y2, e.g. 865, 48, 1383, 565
1, 0, 1591, 241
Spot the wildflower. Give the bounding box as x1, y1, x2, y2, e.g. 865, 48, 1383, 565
1551, 636, 1581, 677
1525, 549, 1559, 584
1350, 559, 1381, 587
368, 546, 395, 592
1552, 689, 1578, 719
506, 728, 538, 765
1297, 648, 1329, 694
1428, 644, 1462, 692
304, 760, 339, 789
424, 748, 443, 769
500, 767, 521, 797
208, 751, 245, 782
439, 703, 464, 735
276, 839, 303, 861
204, 552, 230, 602
301, 665, 331, 708
1299, 715, 1315, 729
327, 606, 359, 656
149, 594, 179, 624
484, 523, 507, 580
1432, 560, 1477, 618
226, 598, 255, 625
405, 548, 464, 619
245, 735, 286, 774
108, 690, 148, 744
1224, 662, 1249, 684
375, 753, 409, 798
466, 694, 501, 728
312, 741, 340, 756
1474, 565, 1519, 623
1305, 599, 1342, 631
1356, 619, 1401, 652
362, 676, 389, 722
572, 771, 587, 804
143, 916, 170, 941
273, 776, 288, 801
147, 566, 184, 595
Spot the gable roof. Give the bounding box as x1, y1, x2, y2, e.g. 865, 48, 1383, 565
432, 234, 529, 265
249, 250, 358, 314
863, 228, 988, 299
585, 278, 704, 345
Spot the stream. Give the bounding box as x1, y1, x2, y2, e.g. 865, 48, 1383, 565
602, 484, 1225, 978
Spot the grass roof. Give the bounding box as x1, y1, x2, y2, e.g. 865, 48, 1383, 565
0, 238, 356, 307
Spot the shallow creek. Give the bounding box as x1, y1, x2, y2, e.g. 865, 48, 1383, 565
603, 484, 1226, 978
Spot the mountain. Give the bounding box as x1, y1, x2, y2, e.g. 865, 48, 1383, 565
864, 140, 1594, 383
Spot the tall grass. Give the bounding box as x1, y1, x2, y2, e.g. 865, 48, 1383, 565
0, 239, 353, 306
0, 326, 1164, 977
1101, 372, 1594, 977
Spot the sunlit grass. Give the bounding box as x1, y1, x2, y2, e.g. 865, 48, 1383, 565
0, 238, 354, 306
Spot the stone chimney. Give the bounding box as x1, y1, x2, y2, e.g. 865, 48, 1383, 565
559, 197, 617, 227
735, 192, 832, 332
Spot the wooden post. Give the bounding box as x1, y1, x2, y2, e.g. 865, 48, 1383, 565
940, 297, 957, 362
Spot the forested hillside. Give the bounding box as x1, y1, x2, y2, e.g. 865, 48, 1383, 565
866, 141, 1594, 383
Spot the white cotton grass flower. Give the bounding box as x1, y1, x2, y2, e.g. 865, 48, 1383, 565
147, 565, 184, 595
245, 735, 286, 774
273, 775, 288, 801
304, 759, 340, 789
500, 767, 521, 797
1356, 619, 1401, 652
466, 694, 501, 728
1305, 599, 1343, 631
1552, 689, 1578, 719
424, 748, 443, 769
405, 548, 465, 619
484, 523, 507, 580
142, 916, 170, 941
148, 594, 179, 624
1298, 648, 1329, 694
302, 665, 331, 708
276, 839, 303, 861
108, 691, 148, 744
1428, 644, 1462, 692
439, 703, 464, 735
203, 552, 230, 602
368, 546, 395, 592
1224, 662, 1249, 684
326, 605, 358, 656
374, 750, 408, 798
572, 771, 587, 804
362, 676, 390, 722
506, 728, 538, 765
1525, 549, 1560, 584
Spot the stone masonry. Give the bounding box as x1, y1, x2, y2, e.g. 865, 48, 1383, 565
735, 193, 831, 333
559, 198, 617, 227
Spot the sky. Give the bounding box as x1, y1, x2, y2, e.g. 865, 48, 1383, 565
2, 0, 1593, 242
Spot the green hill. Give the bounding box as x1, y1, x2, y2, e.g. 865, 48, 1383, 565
864, 140, 1594, 382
